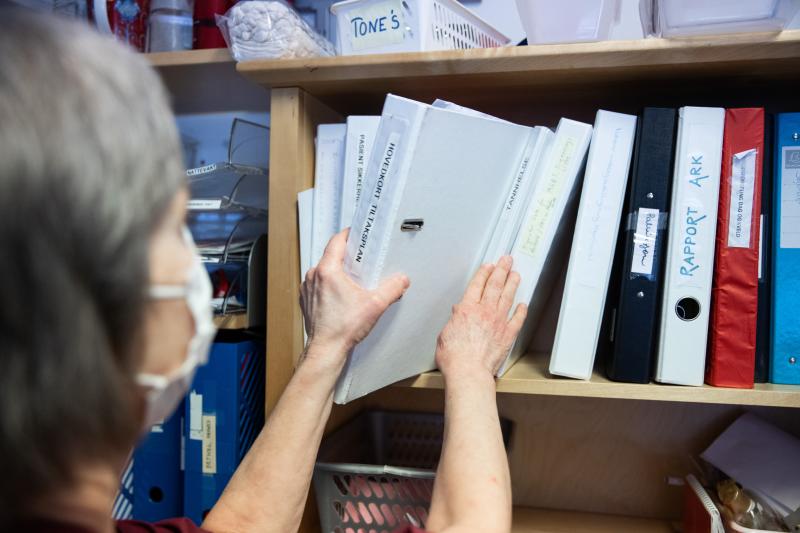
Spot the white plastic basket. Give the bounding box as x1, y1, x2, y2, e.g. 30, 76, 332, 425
330, 0, 511, 56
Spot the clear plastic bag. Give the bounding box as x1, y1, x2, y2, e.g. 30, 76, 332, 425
216, 0, 335, 61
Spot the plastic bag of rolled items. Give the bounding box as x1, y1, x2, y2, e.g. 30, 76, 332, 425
216, 0, 336, 61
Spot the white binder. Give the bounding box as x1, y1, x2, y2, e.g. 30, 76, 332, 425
298, 188, 314, 284
336, 94, 534, 403
311, 124, 346, 266
340, 116, 380, 231
656, 106, 725, 386
549, 110, 637, 380
497, 118, 594, 376
483, 126, 555, 264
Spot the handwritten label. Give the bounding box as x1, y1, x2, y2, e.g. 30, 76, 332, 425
631, 208, 660, 276
676, 150, 711, 287
519, 136, 578, 257
201, 415, 216, 474
727, 148, 757, 248
781, 146, 800, 249
189, 391, 203, 440
347, 0, 404, 52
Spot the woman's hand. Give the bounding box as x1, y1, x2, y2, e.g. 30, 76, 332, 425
300, 229, 410, 369
435, 256, 528, 382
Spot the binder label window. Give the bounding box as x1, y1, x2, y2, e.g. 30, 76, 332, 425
727, 148, 757, 249
780, 147, 800, 248
631, 207, 660, 277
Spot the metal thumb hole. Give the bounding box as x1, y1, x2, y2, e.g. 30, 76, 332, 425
675, 297, 700, 321
401, 218, 424, 232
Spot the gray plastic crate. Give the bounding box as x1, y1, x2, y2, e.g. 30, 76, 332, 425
313, 410, 512, 533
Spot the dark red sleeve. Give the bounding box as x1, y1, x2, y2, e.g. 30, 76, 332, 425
116, 518, 210, 533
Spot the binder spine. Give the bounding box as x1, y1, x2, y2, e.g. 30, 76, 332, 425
484, 127, 552, 265
606, 107, 677, 384
754, 114, 774, 383
656, 107, 725, 386
706, 108, 764, 389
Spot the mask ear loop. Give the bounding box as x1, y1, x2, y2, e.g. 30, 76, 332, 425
149, 285, 188, 300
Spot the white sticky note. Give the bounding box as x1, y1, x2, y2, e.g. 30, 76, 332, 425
727, 148, 757, 248
346, 0, 405, 52
189, 391, 203, 441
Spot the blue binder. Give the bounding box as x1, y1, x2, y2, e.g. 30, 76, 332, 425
770, 113, 800, 385
183, 336, 265, 524
132, 402, 185, 521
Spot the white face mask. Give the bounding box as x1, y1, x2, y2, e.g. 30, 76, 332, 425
137, 226, 217, 432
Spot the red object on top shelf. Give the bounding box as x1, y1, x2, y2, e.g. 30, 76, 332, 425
194, 0, 234, 49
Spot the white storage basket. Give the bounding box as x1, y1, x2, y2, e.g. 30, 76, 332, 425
331, 0, 511, 55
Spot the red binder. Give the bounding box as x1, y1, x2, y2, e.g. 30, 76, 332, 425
706, 108, 764, 388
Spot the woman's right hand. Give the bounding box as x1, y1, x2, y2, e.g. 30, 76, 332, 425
435, 256, 528, 382
300, 229, 410, 370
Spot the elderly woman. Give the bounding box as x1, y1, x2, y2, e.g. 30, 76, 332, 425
0, 8, 527, 533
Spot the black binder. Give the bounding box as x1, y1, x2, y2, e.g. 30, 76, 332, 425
754, 114, 774, 383
602, 108, 678, 383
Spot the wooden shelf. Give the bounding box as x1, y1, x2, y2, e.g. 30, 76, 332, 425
511, 507, 674, 533
238, 31, 800, 103
146, 48, 233, 68
399, 352, 800, 408
213, 313, 249, 330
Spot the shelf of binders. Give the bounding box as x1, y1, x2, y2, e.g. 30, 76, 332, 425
187, 118, 269, 330
400, 352, 800, 408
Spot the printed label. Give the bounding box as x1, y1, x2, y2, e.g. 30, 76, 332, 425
781, 147, 800, 248
518, 136, 578, 257
201, 415, 217, 474
186, 163, 218, 177
189, 391, 203, 440
188, 199, 223, 210
355, 133, 368, 204
350, 130, 401, 278
347, 0, 404, 52
631, 208, 660, 276
727, 148, 757, 248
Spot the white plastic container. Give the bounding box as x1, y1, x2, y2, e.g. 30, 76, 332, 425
514, 0, 618, 44
330, 0, 511, 55
643, 0, 800, 37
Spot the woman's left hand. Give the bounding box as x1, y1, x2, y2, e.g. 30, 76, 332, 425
300, 229, 410, 370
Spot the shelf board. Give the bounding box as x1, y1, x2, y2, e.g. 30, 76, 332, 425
511, 507, 674, 533
213, 313, 248, 330
399, 352, 800, 408
237, 31, 800, 103
146, 48, 233, 68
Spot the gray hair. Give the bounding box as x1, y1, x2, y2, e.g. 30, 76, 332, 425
0, 8, 186, 521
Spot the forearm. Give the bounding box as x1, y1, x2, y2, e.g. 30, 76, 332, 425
427, 371, 511, 533
202, 344, 344, 533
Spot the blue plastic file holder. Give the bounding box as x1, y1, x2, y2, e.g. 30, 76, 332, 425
183, 338, 266, 524
132, 402, 185, 521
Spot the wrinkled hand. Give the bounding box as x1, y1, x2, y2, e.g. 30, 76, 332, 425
435, 256, 528, 381
300, 229, 410, 367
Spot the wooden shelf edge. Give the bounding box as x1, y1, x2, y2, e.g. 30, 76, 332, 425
213, 313, 249, 330
237, 30, 800, 88
146, 48, 233, 68
396, 352, 800, 408
511, 506, 674, 533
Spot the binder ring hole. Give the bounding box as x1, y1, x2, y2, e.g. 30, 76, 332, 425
149, 486, 164, 503
675, 297, 700, 321
401, 218, 424, 232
